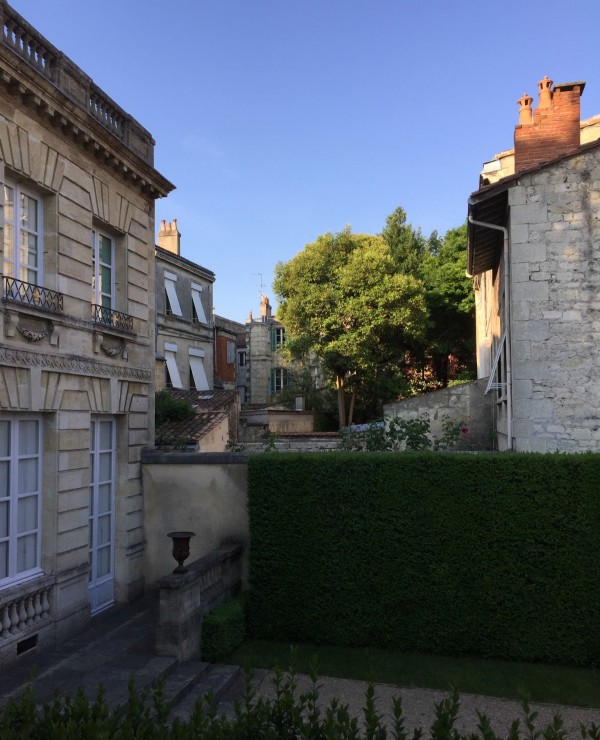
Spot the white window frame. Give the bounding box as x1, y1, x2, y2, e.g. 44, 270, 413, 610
92, 229, 115, 309
164, 271, 182, 317
0, 416, 42, 588
273, 327, 286, 349
189, 348, 210, 391
238, 350, 247, 368
3, 180, 43, 286
164, 343, 183, 389
191, 282, 208, 324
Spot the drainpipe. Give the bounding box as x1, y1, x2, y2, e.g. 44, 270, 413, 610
468, 213, 513, 451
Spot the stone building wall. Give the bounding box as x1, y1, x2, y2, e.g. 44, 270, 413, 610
0, 2, 171, 667
507, 146, 600, 451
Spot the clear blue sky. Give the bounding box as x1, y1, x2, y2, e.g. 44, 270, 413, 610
9, 0, 600, 322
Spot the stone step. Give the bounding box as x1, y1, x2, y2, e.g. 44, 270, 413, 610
169, 663, 244, 723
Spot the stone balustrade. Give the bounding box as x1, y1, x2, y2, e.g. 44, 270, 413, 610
0, 0, 154, 164
0, 576, 53, 642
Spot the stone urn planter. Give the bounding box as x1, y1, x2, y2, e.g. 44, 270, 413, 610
167, 531, 195, 574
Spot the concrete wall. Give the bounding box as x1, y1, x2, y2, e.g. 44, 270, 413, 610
507, 147, 600, 451
141, 453, 250, 586
384, 379, 494, 450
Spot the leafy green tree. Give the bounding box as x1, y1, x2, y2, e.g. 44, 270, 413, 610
273, 228, 428, 428
421, 223, 475, 385
381, 206, 427, 277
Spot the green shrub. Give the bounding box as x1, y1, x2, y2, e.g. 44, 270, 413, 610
201, 596, 245, 663
0, 668, 593, 739
246, 452, 600, 666
155, 390, 195, 425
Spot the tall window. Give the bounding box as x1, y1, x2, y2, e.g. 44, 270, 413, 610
92, 230, 114, 309
191, 283, 208, 324
164, 272, 182, 317
189, 348, 209, 391
164, 343, 183, 389
270, 368, 290, 395
272, 327, 286, 350
3, 181, 42, 285
0, 417, 42, 586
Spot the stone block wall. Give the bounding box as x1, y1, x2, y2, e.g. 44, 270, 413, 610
384, 378, 494, 450
507, 147, 600, 451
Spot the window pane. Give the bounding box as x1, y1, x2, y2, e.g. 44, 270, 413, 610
0, 542, 7, 579
19, 421, 39, 455
20, 194, 38, 232
3, 223, 14, 264
98, 513, 111, 545
100, 266, 112, 298
0, 421, 9, 457
17, 494, 38, 533
99, 235, 112, 265
0, 463, 8, 500
98, 483, 111, 514
27, 233, 38, 266
17, 532, 37, 572
0, 501, 8, 538
99, 422, 112, 450
96, 545, 111, 578
90, 421, 96, 451
18, 458, 38, 494
99, 453, 112, 482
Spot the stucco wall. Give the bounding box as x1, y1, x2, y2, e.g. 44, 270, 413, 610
141, 453, 249, 585
508, 147, 600, 451
384, 379, 494, 450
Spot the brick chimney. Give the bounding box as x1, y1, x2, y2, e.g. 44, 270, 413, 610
157, 218, 180, 255
514, 76, 585, 172
259, 294, 272, 322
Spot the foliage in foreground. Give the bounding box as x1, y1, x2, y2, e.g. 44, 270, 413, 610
1, 666, 598, 739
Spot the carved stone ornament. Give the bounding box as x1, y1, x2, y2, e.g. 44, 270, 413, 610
0, 346, 151, 382
100, 343, 121, 357
17, 327, 50, 342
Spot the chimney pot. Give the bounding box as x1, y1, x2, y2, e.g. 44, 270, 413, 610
538, 75, 553, 108
518, 93, 534, 124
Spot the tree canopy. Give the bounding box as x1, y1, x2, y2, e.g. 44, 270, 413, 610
273, 228, 428, 427
273, 209, 475, 427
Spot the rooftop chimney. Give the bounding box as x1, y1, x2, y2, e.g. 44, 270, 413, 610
514, 76, 585, 173
259, 294, 272, 322
157, 218, 181, 256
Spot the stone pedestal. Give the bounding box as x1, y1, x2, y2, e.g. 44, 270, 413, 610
155, 544, 242, 662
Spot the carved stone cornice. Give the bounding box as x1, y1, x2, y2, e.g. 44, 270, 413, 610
0, 346, 151, 382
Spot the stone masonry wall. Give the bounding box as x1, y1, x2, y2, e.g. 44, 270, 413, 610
508, 146, 600, 451
384, 378, 494, 451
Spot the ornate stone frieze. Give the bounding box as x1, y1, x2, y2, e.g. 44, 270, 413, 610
0, 346, 151, 382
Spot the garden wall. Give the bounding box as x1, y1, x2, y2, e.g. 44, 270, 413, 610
383, 378, 494, 450
246, 452, 600, 665
141, 452, 250, 585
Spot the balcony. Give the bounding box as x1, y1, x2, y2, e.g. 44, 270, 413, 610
91, 304, 134, 333
2, 276, 63, 314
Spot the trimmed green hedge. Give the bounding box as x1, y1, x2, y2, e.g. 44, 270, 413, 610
201, 597, 245, 663
246, 452, 600, 665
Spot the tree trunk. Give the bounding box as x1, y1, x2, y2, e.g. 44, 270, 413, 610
336, 374, 346, 429
347, 390, 355, 428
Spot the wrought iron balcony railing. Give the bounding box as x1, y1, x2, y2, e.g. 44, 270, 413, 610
3, 276, 63, 313
91, 304, 134, 333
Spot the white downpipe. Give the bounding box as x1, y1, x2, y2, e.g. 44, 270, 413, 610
468, 214, 513, 450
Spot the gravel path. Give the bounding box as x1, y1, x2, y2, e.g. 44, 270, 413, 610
252, 671, 600, 738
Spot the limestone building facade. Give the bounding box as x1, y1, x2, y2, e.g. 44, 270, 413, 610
243, 295, 291, 405
468, 75, 600, 451
155, 219, 214, 392
0, 1, 172, 666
